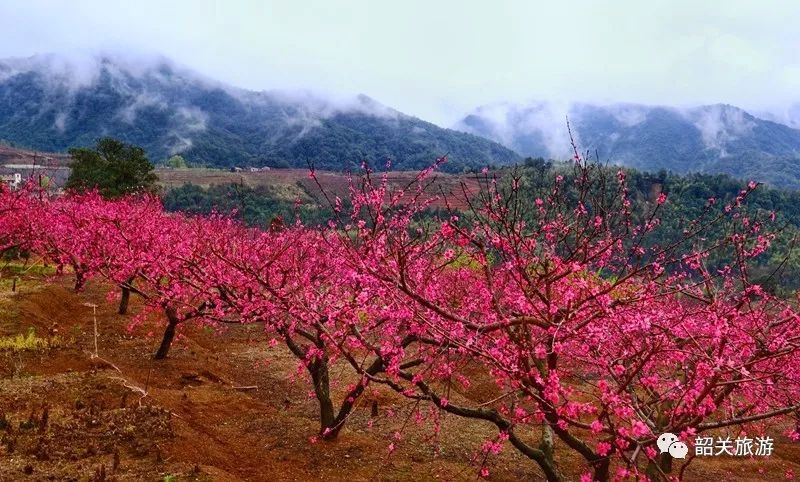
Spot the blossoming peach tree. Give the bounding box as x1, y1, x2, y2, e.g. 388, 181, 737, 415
190, 205, 431, 439
326, 159, 800, 481
0, 182, 35, 257
14, 191, 231, 358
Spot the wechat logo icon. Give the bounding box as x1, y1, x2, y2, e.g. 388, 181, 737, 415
657, 432, 688, 459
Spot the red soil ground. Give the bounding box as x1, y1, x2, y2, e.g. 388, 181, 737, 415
0, 271, 798, 481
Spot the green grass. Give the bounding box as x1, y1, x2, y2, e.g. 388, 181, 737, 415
0, 328, 63, 352
0, 261, 57, 277
0, 260, 56, 293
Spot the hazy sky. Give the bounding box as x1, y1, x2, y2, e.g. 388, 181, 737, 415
1, 0, 798, 125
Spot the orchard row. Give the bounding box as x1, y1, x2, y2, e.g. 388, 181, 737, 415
1, 161, 799, 481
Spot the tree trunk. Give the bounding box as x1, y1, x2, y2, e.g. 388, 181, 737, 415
646, 453, 673, 481
540, 424, 555, 462
73, 269, 85, 291
507, 429, 564, 482
591, 458, 611, 482
308, 357, 337, 437
154, 308, 180, 360
118, 285, 131, 315
281, 334, 340, 438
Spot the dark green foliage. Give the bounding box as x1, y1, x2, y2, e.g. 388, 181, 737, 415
165, 155, 188, 169
161, 183, 335, 228
66, 137, 158, 198
162, 181, 451, 229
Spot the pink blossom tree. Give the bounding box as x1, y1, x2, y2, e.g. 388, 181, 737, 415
194, 212, 426, 439
329, 160, 800, 481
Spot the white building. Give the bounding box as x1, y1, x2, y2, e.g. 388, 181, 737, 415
0, 173, 21, 188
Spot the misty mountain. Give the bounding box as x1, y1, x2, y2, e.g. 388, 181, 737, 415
756, 103, 800, 130
455, 101, 800, 189
0, 54, 519, 171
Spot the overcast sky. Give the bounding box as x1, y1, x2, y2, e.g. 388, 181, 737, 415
1, 0, 798, 125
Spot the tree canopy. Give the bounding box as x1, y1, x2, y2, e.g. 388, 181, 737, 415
66, 137, 158, 198
165, 154, 188, 169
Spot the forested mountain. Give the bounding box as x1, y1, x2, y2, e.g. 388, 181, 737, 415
0, 54, 519, 171
4, 53, 800, 186
455, 101, 800, 188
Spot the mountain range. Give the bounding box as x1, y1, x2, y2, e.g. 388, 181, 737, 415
454, 101, 800, 188
0, 54, 518, 172
1, 53, 800, 188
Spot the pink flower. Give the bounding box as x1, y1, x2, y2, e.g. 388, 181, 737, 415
631, 421, 650, 437
440, 222, 455, 238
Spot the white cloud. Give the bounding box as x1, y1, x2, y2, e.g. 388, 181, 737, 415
685, 105, 756, 154
0, 0, 797, 126
53, 111, 67, 132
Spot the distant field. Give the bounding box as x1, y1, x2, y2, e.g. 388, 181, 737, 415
156, 168, 482, 210
0, 145, 70, 167
0, 142, 484, 210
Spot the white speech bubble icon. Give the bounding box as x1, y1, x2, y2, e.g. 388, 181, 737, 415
668, 441, 688, 459
657, 433, 679, 453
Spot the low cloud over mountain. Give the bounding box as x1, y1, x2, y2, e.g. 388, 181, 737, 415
455, 101, 800, 188
0, 52, 519, 171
